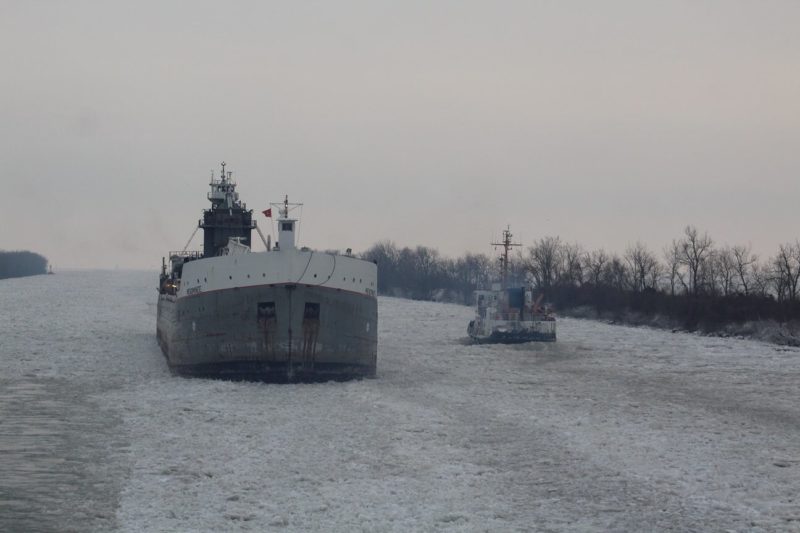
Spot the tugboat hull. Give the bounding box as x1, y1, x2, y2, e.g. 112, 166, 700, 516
468, 319, 556, 344
157, 284, 377, 381
469, 331, 556, 344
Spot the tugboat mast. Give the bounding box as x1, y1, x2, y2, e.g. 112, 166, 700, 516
492, 226, 521, 289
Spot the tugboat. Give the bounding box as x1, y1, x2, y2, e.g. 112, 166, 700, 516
157, 163, 378, 381
467, 227, 556, 343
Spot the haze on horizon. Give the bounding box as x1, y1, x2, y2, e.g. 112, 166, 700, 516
1, 1, 798, 270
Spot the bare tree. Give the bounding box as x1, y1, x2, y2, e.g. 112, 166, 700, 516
361, 240, 399, 292
772, 242, 800, 302
603, 254, 630, 291
584, 249, 609, 286
663, 240, 685, 296
625, 241, 659, 292
679, 225, 714, 296
525, 236, 562, 291
731, 244, 757, 296
646, 256, 664, 291
714, 246, 738, 296
453, 252, 493, 302
560, 242, 584, 287
750, 262, 770, 297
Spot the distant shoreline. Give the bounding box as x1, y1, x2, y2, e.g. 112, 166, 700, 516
381, 290, 800, 347
0, 251, 48, 280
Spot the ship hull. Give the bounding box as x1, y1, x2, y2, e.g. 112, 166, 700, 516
157, 283, 377, 381
468, 319, 556, 344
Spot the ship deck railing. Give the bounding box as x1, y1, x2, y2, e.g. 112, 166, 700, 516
169, 251, 204, 260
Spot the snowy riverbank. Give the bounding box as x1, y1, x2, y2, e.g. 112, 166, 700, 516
560, 304, 800, 347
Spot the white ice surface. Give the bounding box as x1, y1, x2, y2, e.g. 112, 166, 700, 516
2, 271, 800, 531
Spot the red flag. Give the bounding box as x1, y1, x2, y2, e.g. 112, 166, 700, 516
262, 208, 272, 218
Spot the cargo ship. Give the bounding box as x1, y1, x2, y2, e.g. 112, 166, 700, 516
467, 227, 556, 343
157, 163, 378, 381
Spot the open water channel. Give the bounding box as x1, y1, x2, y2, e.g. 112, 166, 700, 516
1, 271, 799, 531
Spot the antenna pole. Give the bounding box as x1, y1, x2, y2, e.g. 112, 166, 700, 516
491, 226, 521, 289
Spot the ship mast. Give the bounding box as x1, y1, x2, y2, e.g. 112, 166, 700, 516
492, 226, 521, 289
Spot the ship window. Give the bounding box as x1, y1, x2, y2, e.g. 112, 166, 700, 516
303, 302, 320, 320
257, 302, 276, 320
281, 222, 293, 231
229, 275, 232, 280
262, 273, 266, 277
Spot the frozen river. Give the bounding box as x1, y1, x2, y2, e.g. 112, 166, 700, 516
1, 271, 799, 532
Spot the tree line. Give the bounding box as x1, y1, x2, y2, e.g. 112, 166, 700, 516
361, 226, 800, 331
361, 241, 494, 303
0, 251, 48, 279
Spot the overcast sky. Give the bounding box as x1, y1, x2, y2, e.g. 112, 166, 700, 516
1, 1, 798, 269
